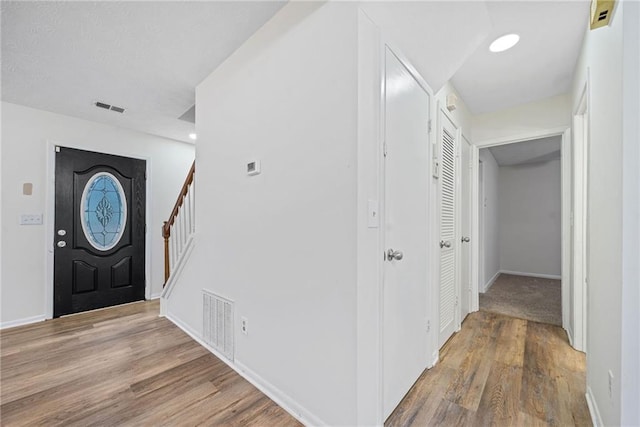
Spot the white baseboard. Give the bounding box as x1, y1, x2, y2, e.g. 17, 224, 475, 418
1, 314, 46, 330
565, 324, 574, 348
499, 270, 562, 280
586, 386, 604, 427
430, 350, 439, 369
164, 312, 325, 427
148, 292, 162, 300
234, 360, 326, 427
483, 270, 501, 292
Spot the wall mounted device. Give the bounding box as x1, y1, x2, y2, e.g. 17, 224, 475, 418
590, 0, 616, 30
247, 160, 261, 176
446, 93, 458, 112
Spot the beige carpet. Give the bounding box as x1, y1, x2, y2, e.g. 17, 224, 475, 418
479, 273, 562, 326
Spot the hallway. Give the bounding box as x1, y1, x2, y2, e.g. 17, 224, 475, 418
386, 311, 591, 426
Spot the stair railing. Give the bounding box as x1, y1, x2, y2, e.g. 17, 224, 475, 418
162, 161, 195, 286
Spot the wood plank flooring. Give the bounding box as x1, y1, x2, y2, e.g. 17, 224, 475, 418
0, 300, 301, 427
2, 302, 592, 426
386, 311, 592, 427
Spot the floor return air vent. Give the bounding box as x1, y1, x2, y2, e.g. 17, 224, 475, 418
202, 290, 234, 361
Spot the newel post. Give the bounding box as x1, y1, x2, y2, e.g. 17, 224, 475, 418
163, 221, 170, 285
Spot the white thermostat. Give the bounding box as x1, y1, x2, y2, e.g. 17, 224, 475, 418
247, 160, 261, 176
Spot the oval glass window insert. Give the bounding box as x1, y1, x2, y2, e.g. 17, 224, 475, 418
80, 172, 127, 251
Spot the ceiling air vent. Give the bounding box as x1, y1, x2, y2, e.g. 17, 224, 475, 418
94, 101, 126, 114
590, 0, 616, 30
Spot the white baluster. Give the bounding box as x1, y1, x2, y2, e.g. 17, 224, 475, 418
191, 180, 196, 233
185, 188, 192, 239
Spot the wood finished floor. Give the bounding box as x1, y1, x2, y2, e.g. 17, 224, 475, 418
386, 311, 592, 427
0, 300, 301, 427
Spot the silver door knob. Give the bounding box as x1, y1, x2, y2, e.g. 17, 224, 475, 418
439, 240, 451, 248
57, 241, 66, 248
461, 237, 470, 243
386, 249, 404, 261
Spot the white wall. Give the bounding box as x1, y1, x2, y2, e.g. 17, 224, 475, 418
0, 102, 195, 326
498, 158, 561, 277
571, 2, 626, 424
479, 148, 499, 290
472, 94, 571, 146
165, 3, 358, 425
621, 2, 640, 425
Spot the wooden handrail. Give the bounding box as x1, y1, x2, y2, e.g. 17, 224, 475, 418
163, 161, 195, 284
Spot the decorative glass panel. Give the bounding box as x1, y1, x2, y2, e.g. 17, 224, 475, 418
80, 172, 127, 251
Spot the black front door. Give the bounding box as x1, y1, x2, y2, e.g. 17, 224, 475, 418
54, 147, 146, 317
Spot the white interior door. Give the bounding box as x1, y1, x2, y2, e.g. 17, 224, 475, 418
460, 136, 472, 319
438, 111, 459, 348
382, 47, 430, 419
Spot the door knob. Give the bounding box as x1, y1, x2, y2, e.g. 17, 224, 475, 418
57, 241, 66, 248
439, 240, 451, 248
461, 236, 470, 243
386, 249, 404, 261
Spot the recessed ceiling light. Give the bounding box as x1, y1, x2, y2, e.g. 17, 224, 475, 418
489, 34, 520, 53
189, 133, 197, 140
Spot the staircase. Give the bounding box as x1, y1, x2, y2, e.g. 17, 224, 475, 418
161, 161, 195, 298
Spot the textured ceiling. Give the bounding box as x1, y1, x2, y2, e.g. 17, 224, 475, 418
488, 136, 562, 166
451, 1, 590, 114
1, 1, 591, 140
1, 1, 286, 143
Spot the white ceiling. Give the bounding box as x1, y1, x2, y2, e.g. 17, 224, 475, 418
1, 1, 590, 142
361, 1, 492, 92
451, 1, 590, 114
1, 1, 286, 143
488, 136, 561, 166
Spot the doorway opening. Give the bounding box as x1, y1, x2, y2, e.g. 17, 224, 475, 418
477, 136, 564, 326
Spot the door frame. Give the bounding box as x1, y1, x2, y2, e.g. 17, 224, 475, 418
436, 105, 462, 346
470, 126, 572, 341
475, 158, 483, 311
380, 45, 433, 419
460, 134, 474, 318
356, 10, 437, 425
379, 42, 435, 418
44, 140, 152, 319
572, 79, 590, 352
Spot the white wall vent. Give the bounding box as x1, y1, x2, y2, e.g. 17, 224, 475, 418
202, 290, 234, 361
